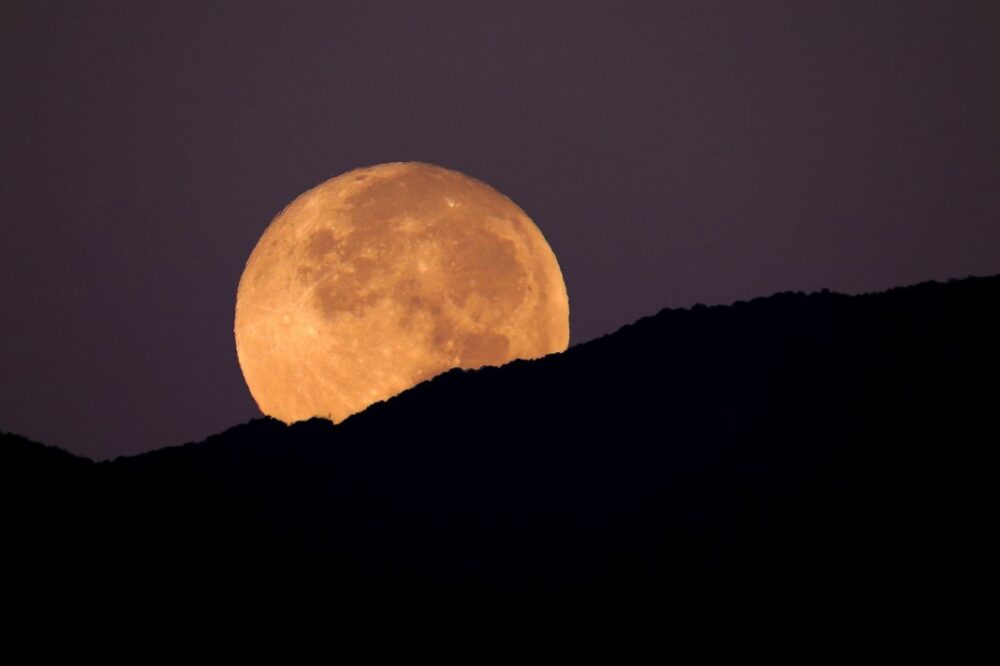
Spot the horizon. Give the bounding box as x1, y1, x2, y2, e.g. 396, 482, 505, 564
6, 270, 995, 461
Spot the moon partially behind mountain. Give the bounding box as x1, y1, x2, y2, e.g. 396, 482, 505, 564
234, 162, 570, 424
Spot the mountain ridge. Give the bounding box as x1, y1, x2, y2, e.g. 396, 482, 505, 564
2, 273, 997, 619
119, 272, 999, 460
5, 273, 991, 464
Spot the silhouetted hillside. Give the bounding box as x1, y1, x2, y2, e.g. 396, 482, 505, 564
3, 275, 998, 626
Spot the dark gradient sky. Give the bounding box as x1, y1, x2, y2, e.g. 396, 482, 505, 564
2, 1, 998, 459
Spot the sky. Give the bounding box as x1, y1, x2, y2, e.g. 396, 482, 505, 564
2, 1, 999, 459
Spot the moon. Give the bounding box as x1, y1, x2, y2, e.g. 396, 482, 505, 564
234, 162, 570, 424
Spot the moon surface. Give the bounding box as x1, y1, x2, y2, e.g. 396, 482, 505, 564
235, 162, 570, 424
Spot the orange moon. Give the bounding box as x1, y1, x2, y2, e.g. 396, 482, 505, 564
234, 162, 570, 424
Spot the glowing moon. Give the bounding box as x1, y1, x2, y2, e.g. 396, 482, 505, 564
234, 162, 570, 424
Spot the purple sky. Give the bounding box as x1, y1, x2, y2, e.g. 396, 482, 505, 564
2, 1, 999, 459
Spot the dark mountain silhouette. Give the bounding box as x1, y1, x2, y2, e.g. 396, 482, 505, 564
3, 275, 998, 627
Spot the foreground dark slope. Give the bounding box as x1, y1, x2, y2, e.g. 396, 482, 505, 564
4, 275, 998, 608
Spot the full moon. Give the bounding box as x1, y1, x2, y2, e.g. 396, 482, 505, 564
235, 162, 570, 424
